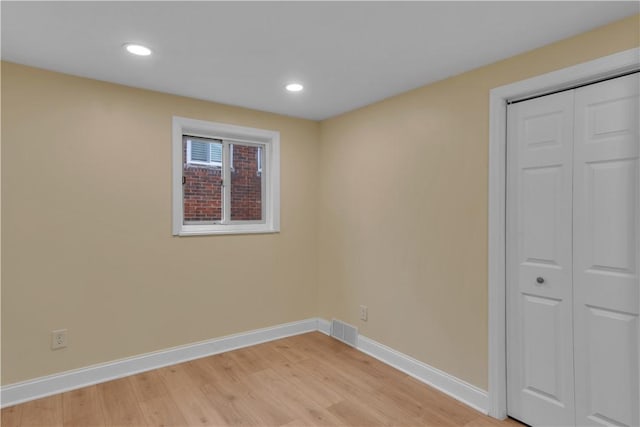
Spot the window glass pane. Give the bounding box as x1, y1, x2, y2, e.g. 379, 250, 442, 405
230, 144, 264, 221
183, 136, 222, 223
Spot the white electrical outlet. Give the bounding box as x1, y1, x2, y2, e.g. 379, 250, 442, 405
359, 305, 368, 321
51, 329, 68, 350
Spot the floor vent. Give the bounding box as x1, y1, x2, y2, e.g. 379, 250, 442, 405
330, 319, 358, 347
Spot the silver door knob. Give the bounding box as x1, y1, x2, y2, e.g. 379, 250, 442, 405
536, 277, 545, 284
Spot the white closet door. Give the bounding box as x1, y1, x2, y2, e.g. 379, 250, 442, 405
507, 91, 576, 426
573, 73, 640, 427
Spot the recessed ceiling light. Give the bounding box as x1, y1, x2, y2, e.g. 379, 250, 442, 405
285, 83, 304, 92
124, 43, 152, 56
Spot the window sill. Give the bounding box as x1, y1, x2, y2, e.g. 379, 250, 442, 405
175, 224, 280, 236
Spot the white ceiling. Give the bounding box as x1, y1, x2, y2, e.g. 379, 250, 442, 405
2, 1, 638, 120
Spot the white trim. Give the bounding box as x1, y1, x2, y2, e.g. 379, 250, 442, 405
357, 335, 488, 415
0, 318, 320, 408
222, 140, 231, 223
185, 160, 222, 168
487, 47, 640, 419
487, 77, 509, 421
172, 116, 280, 236
317, 318, 331, 335
1, 317, 488, 415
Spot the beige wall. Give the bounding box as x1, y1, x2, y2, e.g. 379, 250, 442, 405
1, 63, 320, 384
317, 14, 640, 389
2, 14, 638, 388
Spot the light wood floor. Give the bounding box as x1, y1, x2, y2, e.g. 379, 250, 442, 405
2, 332, 524, 427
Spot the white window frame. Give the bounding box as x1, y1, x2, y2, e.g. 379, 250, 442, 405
173, 116, 280, 236
257, 146, 262, 175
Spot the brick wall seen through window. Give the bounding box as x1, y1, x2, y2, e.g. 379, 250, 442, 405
183, 141, 262, 222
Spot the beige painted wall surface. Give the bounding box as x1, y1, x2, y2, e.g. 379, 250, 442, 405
1, 63, 320, 385
2, 13, 639, 389
317, 14, 640, 390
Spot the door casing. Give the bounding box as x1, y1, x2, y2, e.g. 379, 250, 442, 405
487, 47, 640, 419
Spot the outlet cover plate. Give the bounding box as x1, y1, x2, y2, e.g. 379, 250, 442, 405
51, 329, 68, 350
359, 305, 368, 321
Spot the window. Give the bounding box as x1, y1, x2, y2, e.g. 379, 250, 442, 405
186, 137, 222, 167
173, 116, 280, 236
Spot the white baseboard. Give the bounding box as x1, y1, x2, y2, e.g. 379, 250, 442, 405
356, 335, 488, 414
1, 317, 489, 416
0, 318, 320, 408
317, 318, 331, 335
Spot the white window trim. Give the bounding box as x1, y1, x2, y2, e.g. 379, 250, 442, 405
173, 116, 280, 236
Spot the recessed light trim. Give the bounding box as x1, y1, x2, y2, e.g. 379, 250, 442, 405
285, 83, 304, 92
124, 43, 152, 56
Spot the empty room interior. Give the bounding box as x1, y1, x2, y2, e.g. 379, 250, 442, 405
1, 2, 639, 426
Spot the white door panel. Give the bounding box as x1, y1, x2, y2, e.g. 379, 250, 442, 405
521, 165, 564, 264
507, 90, 575, 427
507, 73, 639, 427
585, 160, 636, 273
583, 307, 637, 427
573, 73, 639, 427
521, 294, 567, 406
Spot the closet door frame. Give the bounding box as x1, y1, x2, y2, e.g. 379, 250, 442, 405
487, 47, 640, 420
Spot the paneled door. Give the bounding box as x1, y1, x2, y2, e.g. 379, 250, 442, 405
573, 73, 639, 427
507, 72, 639, 427
507, 91, 576, 427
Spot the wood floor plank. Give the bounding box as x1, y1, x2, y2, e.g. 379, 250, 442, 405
327, 399, 390, 427
183, 357, 222, 388
129, 370, 188, 427
251, 342, 295, 369
4, 332, 524, 427
96, 377, 147, 427
62, 386, 105, 427
200, 376, 288, 426
157, 363, 228, 426
270, 361, 344, 408
268, 338, 311, 364
280, 419, 313, 427
293, 332, 350, 355
339, 345, 409, 384
401, 375, 479, 425
315, 361, 425, 424
247, 368, 345, 426
297, 352, 378, 396
1, 405, 23, 427
463, 416, 525, 427
197, 351, 250, 384
225, 346, 271, 375
323, 346, 411, 393
19, 394, 63, 427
